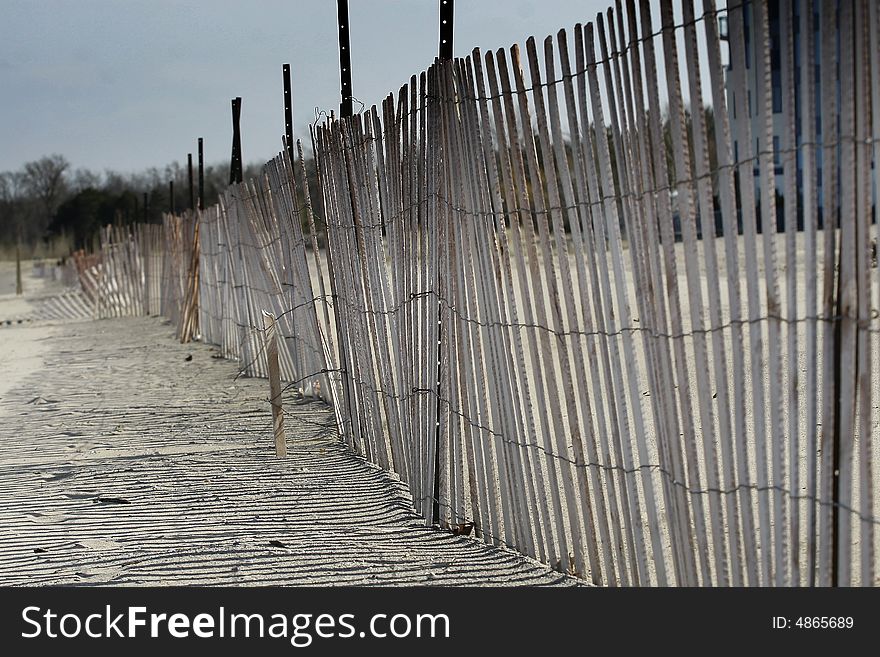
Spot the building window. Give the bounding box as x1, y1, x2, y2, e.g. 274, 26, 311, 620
773, 136, 781, 166
771, 66, 782, 113
744, 2, 751, 69
770, 1, 782, 113
754, 137, 761, 176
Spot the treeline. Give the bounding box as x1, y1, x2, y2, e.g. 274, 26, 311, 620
0, 155, 290, 253
1, 107, 724, 257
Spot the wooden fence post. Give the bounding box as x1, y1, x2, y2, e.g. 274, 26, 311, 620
178, 215, 201, 343
15, 235, 22, 296
263, 310, 287, 457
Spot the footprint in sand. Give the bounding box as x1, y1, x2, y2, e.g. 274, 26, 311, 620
77, 538, 123, 551
25, 512, 70, 524
73, 566, 125, 582
61, 491, 97, 500
38, 470, 75, 483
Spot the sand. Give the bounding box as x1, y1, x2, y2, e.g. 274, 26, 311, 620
0, 261, 59, 410
0, 262, 576, 586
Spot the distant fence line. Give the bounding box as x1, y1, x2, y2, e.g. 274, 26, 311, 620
70, 0, 878, 586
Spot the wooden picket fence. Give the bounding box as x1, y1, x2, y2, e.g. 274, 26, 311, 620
69, 218, 199, 332
80, 0, 878, 586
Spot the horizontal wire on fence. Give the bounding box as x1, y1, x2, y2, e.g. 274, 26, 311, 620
412, 472, 880, 563
320, 135, 880, 236
224, 284, 880, 357
277, 368, 346, 398
276, 344, 872, 570
279, 407, 339, 433
232, 328, 328, 382
407, 468, 880, 563
223, 305, 330, 378
273, 357, 880, 529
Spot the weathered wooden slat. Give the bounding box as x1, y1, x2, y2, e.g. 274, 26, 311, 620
835, 0, 858, 587
680, 0, 737, 587
492, 44, 567, 564
727, 0, 773, 587
471, 49, 540, 552
859, 0, 878, 588
818, 0, 839, 587
657, 0, 720, 586
584, 16, 669, 585
262, 311, 287, 457
778, 0, 801, 587
613, 0, 680, 584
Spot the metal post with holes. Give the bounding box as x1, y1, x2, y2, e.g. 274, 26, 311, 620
433, 0, 454, 529
187, 153, 195, 211
197, 138, 205, 211
229, 97, 243, 185
439, 0, 454, 60
337, 0, 353, 118
283, 64, 295, 165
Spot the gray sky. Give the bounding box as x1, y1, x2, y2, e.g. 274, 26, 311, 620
1, 0, 620, 175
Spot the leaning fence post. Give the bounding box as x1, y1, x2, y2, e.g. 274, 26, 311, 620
283, 64, 295, 166
262, 310, 287, 457
229, 97, 243, 185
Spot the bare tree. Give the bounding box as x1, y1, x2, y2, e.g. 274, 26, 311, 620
70, 167, 103, 193
0, 170, 28, 243
22, 154, 70, 228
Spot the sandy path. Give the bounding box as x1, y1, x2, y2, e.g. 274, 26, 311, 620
0, 261, 61, 411
0, 308, 576, 586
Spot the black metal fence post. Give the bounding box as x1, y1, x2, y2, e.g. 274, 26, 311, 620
283, 64, 295, 165
433, 0, 454, 528
439, 0, 454, 60
197, 138, 205, 211
230, 97, 243, 185
337, 0, 353, 118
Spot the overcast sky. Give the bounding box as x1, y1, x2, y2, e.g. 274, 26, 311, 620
0, 0, 699, 175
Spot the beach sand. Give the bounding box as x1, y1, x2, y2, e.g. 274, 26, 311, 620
0, 261, 575, 586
